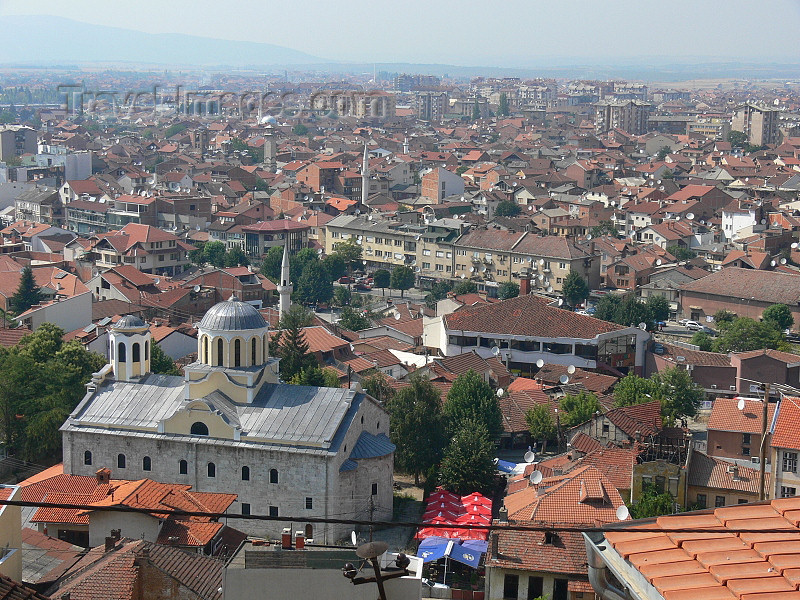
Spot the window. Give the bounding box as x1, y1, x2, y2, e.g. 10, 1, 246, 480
179, 459, 188, 475
783, 451, 798, 473
234, 339, 241, 367
503, 574, 519, 599
144, 341, 149, 361
203, 336, 208, 363
742, 433, 751, 444
132, 343, 140, 362
436, 251, 444, 258
371, 483, 378, 496
602, 423, 610, 434
242, 466, 250, 481
527, 576, 543, 600
251, 338, 257, 365
270, 468, 278, 484
142, 456, 151, 471
553, 578, 568, 600
217, 338, 223, 366
306, 497, 313, 510
422, 249, 431, 256
738, 498, 749, 504
782, 486, 797, 498
117, 454, 126, 469
241, 503, 251, 516
84, 451, 92, 466
207, 462, 216, 478
191, 422, 209, 436
118, 342, 126, 362
715, 495, 725, 507
422, 262, 431, 269
696, 493, 707, 508
742, 446, 750, 456
269, 506, 279, 517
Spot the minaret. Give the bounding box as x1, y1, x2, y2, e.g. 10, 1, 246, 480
277, 243, 292, 322
403, 135, 409, 155
361, 143, 369, 206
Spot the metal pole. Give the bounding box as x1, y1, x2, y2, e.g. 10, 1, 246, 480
760, 383, 770, 501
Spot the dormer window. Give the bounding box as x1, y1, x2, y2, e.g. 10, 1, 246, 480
191, 422, 209, 436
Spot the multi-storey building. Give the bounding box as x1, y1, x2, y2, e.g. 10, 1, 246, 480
242, 219, 310, 259
731, 103, 780, 146
14, 185, 61, 224
325, 214, 423, 272
0, 125, 36, 161
416, 91, 449, 122
594, 99, 652, 135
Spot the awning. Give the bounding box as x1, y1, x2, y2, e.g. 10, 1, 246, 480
417, 537, 450, 562
448, 541, 482, 568
417, 538, 485, 568
494, 458, 517, 473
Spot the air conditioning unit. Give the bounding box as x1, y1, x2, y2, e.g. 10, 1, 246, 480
711, 384, 717, 389
751, 457, 760, 464
543, 268, 551, 273
729, 385, 736, 391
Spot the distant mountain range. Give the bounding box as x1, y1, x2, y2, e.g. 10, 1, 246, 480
1, 15, 799, 82
0, 15, 325, 66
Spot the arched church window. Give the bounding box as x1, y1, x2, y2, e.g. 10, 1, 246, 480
203, 336, 208, 363
234, 339, 241, 367
208, 462, 216, 478
179, 459, 188, 475
117, 453, 126, 469
191, 422, 209, 436
132, 343, 140, 362
242, 466, 250, 481
144, 341, 149, 361
142, 456, 151, 471
251, 337, 257, 365
118, 342, 126, 362
269, 468, 278, 484
217, 338, 223, 366
84, 450, 92, 465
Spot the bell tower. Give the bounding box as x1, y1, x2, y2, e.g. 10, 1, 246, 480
109, 316, 151, 382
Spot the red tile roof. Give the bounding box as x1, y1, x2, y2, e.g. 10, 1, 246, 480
708, 398, 777, 435
444, 294, 622, 338
689, 452, 767, 494
772, 397, 800, 450
486, 527, 590, 578
604, 400, 663, 438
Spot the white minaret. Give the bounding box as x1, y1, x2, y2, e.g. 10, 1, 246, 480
361, 143, 369, 206
277, 243, 292, 322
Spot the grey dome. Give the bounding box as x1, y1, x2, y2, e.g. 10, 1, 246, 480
114, 315, 146, 329
199, 296, 267, 331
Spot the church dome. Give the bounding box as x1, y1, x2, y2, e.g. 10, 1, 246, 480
199, 295, 267, 331
113, 315, 146, 330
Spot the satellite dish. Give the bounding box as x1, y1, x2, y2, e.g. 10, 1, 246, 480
675, 216, 681, 221
524, 450, 535, 463
616, 505, 630, 521
539, 259, 545, 266
394, 313, 402, 321
497, 388, 504, 398
558, 298, 564, 306
356, 541, 388, 559
536, 359, 544, 368
492, 346, 500, 356
154, 278, 161, 285
351, 531, 358, 546
193, 284, 200, 292
686, 212, 695, 220
547, 286, 554, 293
567, 365, 576, 374
761, 219, 767, 225
771, 260, 777, 267
493, 458, 499, 465
639, 322, 647, 330
530, 470, 543, 484
559, 374, 569, 385
712, 246, 719, 252
470, 267, 475, 273
586, 234, 592, 240
781, 258, 787, 265
461, 274, 466, 279
656, 258, 662, 266
793, 243, 799, 249
737, 398, 746, 411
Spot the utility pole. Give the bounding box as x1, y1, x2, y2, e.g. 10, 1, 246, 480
760, 382, 770, 501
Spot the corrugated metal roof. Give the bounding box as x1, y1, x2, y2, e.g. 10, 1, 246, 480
349, 432, 395, 460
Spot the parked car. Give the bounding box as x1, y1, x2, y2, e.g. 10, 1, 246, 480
678, 318, 690, 326
685, 321, 704, 331
353, 282, 372, 291
652, 342, 666, 355
338, 276, 353, 284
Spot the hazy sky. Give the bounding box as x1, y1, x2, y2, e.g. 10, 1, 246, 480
2, 0, 799, 66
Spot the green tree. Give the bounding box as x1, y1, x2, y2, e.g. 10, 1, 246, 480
498, 281, 520, 300
728, 130, 748, 148
613, 373, 659, 408
296, 261, 334, 305
278, 304, 314, 330
763, 303, 794, 332
290, 367, 340, 387
260, 245, 285, 281
713, 317, 785, 353
293, 123, 309, 136
471, 99, 481, 121
322, 254, 347, 282
652, 366, 704, 423
373, 269, 391, 296
188, 242, 206, 265
525, 404, 555, 453
590, 220, 619, 238
713, 309, 737, 329
452, 280, 478, 296
338, 306, 371, 331
203, 241, 227, 268
18, 322, 63, 363
150, 341, 181, 376
562, 271, 590, 308
390, 266, 415, 298
444, 370, 503, 439
223, 247, 249, 267
361, 370, 395, 403
615, 296, 653, 329
290, 247, 319, 285
276, 310, 317, 381
10, 266, 42, 315
666, 245, 696, 261
629, 484, 677, 519
656, 145, 671, 161
333, 285, 352, 307
594, 294, 622, 322
164, 123, 187, 138
559, 390, 602, 428
438, 420, 496, 496
497, 93, 509, 117
333, 239, 363, 276
646, 295, 670, 323
387, 375, 446, 485
690, 331, 714, 351
494, 200, 521, 217
425, 280, 453, 308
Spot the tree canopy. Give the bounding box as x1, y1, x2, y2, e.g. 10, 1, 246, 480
390, 266, 415, 297
372, 269, 391, 295
274, 307, 317, 381
498, 281, 520, 300
387, 375, 446, 485
10, 266, 42, 315
712, 317, 785, 353
646, 295, 670, 323
361, 370, 394, 403
444, 370, 503, 439
295, 261, 334, 305
438, 420, 496, 496
629, 484, 677, 519
613, 368, 703, 423
666, 245, 696, 262
338, 307, 371, 331
150, 341, 181, 376
763, 303, 794, 332
452, 280, 478, 296
494, 200, 521, 217
525, 404, 555, 451
425, 280, 453, 308
562, 271, 589, 307
559, 390, 602, 428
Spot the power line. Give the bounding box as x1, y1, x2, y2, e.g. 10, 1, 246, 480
2, 498, 798, 535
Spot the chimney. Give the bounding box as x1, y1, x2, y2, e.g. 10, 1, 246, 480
134, 546, 150, 567
498, 506, 508, 523
519, 275, 531, 296
96, 468, 111, 485
105, 536, 116, 552
281, 527, 293, 550
732, 465, 740, 481
295, 531, 305, 549
111, 529, 121, 541
491, 532, 499, 559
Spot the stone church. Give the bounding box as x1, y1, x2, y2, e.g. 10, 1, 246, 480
60, 276, 394, 543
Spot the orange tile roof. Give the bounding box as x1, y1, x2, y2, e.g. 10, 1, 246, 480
602, 497, 800, 600
772, 397, 800, 450
708, 398, 777, 435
